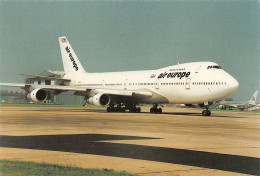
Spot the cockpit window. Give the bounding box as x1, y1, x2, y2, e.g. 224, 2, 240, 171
207, 65, 222, 69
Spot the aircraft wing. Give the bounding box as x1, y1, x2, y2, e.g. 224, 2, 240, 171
0, 83, 153, 98
41, 86, 153, 98
93, 88, 152, 97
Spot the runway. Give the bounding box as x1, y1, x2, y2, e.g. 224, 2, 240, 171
0, 106, 259, 176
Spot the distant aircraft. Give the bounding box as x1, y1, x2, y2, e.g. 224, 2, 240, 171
219, 90, 258, 110
248, 105, 260, 111
0, 36, 239, 116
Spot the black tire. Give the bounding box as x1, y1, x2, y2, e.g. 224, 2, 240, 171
158, 108, 162, 113
150, 108, 154, 113
202, 110, 211, 116
137, 107, 141, 113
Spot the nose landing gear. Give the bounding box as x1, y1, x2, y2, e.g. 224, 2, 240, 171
202, 102, 212, 116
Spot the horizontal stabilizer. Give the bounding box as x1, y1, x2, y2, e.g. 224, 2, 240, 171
46, 70, 65, 75
0, 83, 28, 88
21, 74, 71, 82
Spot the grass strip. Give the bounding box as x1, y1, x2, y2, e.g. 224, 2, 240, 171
0, 160, 139, 176
0, 103, 105, 108
211, 109, 260, 113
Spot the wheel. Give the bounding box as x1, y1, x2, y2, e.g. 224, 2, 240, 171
202, 110, 211, 116
158, 108, 162, 113
137, 107, 141, 113
132, 108, 136, 113
150, 108, 154, 113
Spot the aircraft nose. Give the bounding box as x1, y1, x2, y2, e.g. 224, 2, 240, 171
229, 76, 239, 93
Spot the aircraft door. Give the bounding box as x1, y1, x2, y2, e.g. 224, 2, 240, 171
124, 79, 128, 90
185, 78, 191, 90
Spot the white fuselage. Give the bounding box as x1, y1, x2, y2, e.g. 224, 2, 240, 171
64, 62, 239, 104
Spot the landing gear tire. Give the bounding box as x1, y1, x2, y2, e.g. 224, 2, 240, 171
202, 110, 211, 116
107, 106, 126, 112
137, 107, 141, 113
150, 106, 162, 114
202, 103, 212, 116
129, 107, 141, 113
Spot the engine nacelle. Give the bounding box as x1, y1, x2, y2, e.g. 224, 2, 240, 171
87, 93, 110, 106
27, 89, 47, 102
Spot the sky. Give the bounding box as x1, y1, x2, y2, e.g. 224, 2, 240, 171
0, 0, 259, 101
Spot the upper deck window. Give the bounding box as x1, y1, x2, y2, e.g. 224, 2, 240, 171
207, 65, 222, 69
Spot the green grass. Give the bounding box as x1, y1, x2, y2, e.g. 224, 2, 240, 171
212, 109, 260, 113
0, 160, 139, 176
0, 103, 106, 109
0, 103, 82, 107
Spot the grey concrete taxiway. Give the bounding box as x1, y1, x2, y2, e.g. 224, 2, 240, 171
0, 106, 259, 176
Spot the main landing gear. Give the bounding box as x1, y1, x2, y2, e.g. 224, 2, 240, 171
202, 102, 211, 116
107, 104, 126, 112
106, 103, 141, 113
150, 104, 162, 114
129, 107, 141, 113
126, 103, 141, 113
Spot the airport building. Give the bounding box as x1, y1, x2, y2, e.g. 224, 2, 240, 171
0, 90, 25, 104
0, 71, 83, 105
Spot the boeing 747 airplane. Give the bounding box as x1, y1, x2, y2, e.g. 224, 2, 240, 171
0, 37, 239, 116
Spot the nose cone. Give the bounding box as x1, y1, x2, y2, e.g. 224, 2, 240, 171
228, 76, 239, 95
233, 78, 239, 91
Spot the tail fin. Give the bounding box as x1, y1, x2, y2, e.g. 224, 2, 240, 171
248, 90, 258, 105
59, 36, 86, 73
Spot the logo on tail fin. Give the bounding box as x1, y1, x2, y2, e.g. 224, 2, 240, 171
65, 46, 78, 71
251, 97, 256, 102
60, 38, 67, 43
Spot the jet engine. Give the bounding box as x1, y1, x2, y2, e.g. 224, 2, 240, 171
87, 93, 110, 106
27, 89, 47, 102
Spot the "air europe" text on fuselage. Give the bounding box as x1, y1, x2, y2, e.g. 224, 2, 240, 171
158, 72, 190, 79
